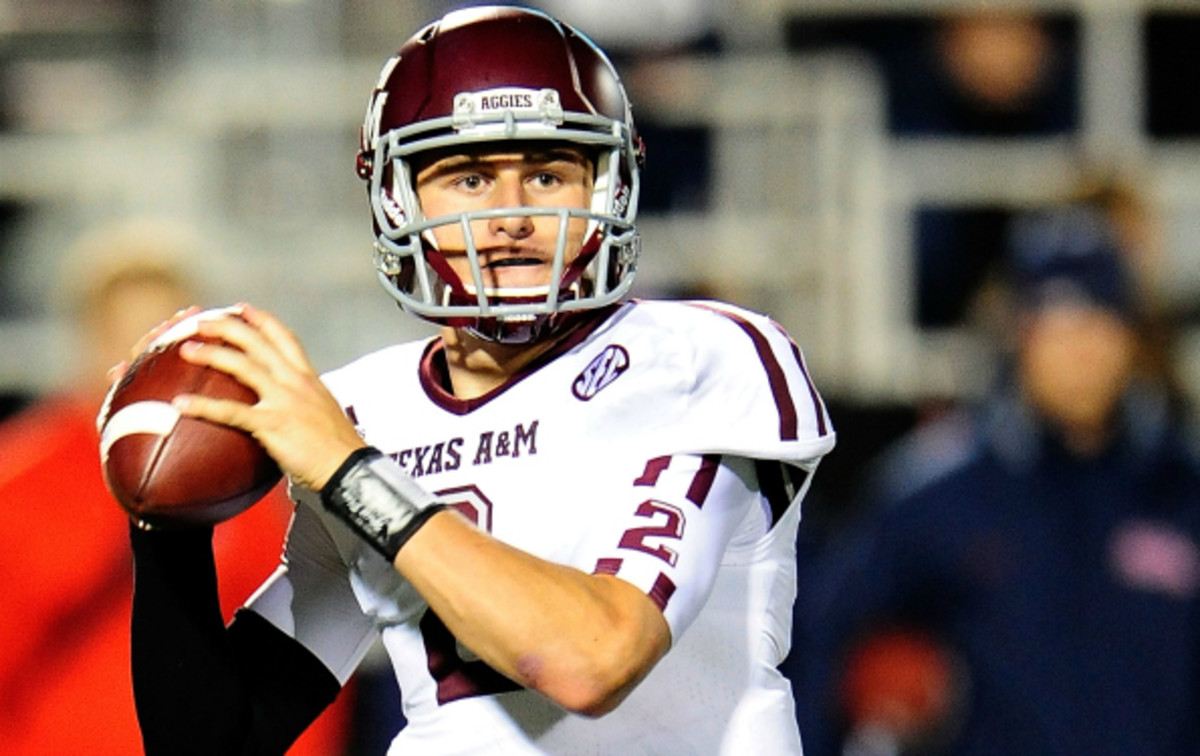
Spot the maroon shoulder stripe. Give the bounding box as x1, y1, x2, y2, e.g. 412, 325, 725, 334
772, 323, 829, 438
689, 304, 799, 441
686, 454, 721, 508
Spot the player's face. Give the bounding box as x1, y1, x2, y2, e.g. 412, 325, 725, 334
413, 145, 594, 292
1018, 302, 1136, 436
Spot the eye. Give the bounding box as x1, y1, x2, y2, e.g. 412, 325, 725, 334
451, 173, 487, 192
531, 171, 561, 188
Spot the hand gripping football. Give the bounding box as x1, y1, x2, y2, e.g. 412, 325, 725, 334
99, 306, 282, 527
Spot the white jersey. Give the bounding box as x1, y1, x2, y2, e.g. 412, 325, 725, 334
246, 299, 835, 755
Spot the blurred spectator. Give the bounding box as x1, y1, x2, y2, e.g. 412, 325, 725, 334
909, 11, 1075, 136
788, 204, 1200, 756
910, 11, 1078, 327
787, 10, 1078, 138
787, 9, 1078, 328
916, 167, 1165, 331
0, 218, 353, 755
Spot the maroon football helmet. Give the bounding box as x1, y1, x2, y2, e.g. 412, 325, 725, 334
357, 6, 644, 343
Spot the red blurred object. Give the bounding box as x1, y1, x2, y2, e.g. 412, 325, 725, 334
839, 628, 957, 744
0, 395, 352, 756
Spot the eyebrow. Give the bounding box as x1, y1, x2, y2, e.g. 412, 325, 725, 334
418, 148, 590, 178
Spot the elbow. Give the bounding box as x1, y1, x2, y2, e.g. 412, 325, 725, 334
511, 576, 672, 717
538, 665, 641, 718
521, 635, 667, 717
570, 694, 623, 719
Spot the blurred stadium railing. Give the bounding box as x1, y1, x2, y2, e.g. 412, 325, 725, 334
0, 0, 1197, 411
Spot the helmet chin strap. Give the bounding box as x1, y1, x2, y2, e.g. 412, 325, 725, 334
465, 313, 546, 344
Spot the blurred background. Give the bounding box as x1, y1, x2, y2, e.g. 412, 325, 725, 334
3, 0, 1200, 463
3, 1, 1200, 754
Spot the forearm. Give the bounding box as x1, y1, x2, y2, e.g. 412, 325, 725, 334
397, 511, 669, 715
129, 524, 254, 753
318, 447, 670, 715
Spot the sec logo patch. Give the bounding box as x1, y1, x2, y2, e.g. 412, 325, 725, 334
573, 345, 629, 400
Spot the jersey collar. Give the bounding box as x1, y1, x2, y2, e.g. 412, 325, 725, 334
418, 304, 622, 415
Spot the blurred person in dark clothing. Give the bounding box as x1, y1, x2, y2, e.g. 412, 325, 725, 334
790, 204, 1200, 756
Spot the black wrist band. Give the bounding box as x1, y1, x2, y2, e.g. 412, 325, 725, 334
320, 446, 447, 561
323, 446, 381, 492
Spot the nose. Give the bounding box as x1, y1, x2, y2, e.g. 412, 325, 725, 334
486, 175, 534, 239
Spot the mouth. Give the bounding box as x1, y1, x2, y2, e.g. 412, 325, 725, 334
479, 247, 549, 269
460, 250, 555, 296
483, 256, 544, 269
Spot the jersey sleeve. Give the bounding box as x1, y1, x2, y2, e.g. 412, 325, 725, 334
571, 453, 771, 642
245, 500, 380, 685
570, 301, 834, 643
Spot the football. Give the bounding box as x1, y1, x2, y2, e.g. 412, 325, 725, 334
99, 306, 282, 527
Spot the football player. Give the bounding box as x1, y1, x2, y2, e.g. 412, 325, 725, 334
124, 6, 835, 754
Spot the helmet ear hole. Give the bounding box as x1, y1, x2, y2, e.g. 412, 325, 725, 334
633, 134, 647, 170
356, 150, 373, 181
